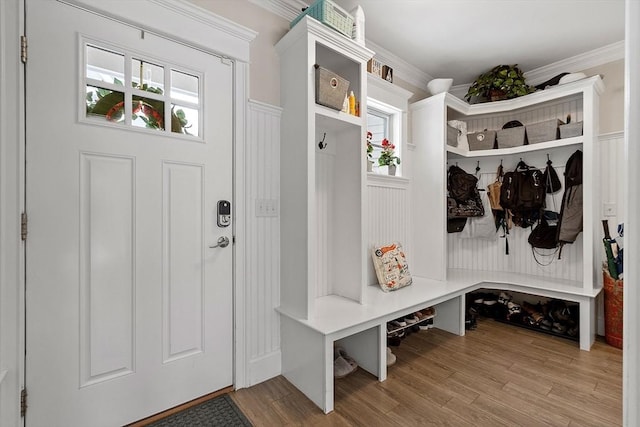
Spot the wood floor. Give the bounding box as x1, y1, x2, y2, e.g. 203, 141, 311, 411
231, 318, 622, 426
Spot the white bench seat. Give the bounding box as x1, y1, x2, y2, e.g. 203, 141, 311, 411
277, 271, 601, 413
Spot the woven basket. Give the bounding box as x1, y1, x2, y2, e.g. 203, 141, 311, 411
290, 0, 354, 39
497, 126, 526, 148
314, 64, 349, 110
559, 121, 583, 139
603, 269, 623, 349
447, 125, 459, 147
467, 130, 496, 151
526, 119, 563, 144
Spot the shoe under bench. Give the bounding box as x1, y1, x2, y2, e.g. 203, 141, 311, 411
276, 270, 601, 414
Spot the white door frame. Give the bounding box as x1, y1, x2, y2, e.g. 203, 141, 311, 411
0, 1, 256, 426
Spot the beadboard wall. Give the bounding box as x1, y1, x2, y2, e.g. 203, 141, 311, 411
457, 95, 583, 134
245, 100, 282, 386
365, 175, 411, 285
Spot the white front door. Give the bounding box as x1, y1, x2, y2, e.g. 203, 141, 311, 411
25, 1, 234, 425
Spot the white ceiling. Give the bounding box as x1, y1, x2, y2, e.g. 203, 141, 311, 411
312, 0, 626, 86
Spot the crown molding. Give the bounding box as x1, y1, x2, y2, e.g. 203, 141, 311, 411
525, 40, 625, 86
247, 0, 307, 22
152, 0, 258, 42
251, 0, 432, 90
365, 40, 432, 91
252, 1, 623, 95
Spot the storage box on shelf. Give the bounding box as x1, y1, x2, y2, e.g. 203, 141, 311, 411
468, 130, 496, 150
527, 118, 563, 144
497, 124, 526, 148
290, 0, 354, 39
560, 121, 584, 139
410, 75, 604, 351
314, 64, 350, 110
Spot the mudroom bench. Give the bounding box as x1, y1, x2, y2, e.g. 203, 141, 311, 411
277, 271, 601, 414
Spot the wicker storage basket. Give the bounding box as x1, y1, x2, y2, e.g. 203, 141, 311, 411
290, 0, 354, 39
559, 121, 583, 139
603, 269, 623, 349
447, 125, 459, 147
314, 64, 349, 110
467, 130, 496, 151
526, 119, 563, 144
497, 126, 526, 148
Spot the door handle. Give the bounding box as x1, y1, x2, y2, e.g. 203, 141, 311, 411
209, 236, 230, 249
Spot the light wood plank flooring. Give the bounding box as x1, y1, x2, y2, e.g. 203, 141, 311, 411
231, 319, 622, 426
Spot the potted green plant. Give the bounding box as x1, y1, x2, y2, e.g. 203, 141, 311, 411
465, 64, 535, 104
378, 138, 400, 175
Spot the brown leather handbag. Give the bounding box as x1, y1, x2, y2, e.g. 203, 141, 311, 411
487, 164, 503, 210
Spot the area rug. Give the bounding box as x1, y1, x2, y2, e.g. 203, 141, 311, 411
148, 395, 253, 427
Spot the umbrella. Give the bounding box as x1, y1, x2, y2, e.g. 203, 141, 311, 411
602, 220, 618, 279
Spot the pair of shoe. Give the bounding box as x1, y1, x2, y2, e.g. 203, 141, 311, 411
414, 308, 435, 330
387, 347, 396, 367
498, 292, 513, 305
507, 301, 521, 317
334, 347, 357, 378
387, 320, 406, 336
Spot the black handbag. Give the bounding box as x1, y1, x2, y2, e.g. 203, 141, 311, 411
528, 217, 558, 249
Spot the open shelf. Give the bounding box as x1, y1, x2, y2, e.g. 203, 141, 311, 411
447, 136, 583, 158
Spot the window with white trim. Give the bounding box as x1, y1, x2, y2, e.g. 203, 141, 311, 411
367, 99, 401, 175
84, 42, 201, 138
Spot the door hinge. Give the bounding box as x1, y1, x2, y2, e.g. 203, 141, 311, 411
20, 35, 27, 64
20, 388, 27, 417
21, 212, 27, 241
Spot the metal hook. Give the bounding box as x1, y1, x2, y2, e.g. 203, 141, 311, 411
318, 132, 327, 150
475, 161, 481, 175
500, 159, 503, 166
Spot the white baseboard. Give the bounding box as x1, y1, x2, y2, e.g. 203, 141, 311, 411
247, 351, 281, 387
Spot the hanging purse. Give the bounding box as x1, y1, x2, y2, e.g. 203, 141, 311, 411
487, 164, 504, 210
528, 217, 558, 249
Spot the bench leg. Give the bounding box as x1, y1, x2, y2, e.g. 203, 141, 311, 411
433, 295, 466, 336
280, 316, 333, 413
579, 297, 596, 351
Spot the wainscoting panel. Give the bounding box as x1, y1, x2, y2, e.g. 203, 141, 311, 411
599, 132, 625, 233
245, 100, 282, 385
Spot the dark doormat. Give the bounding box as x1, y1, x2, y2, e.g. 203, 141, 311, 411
147, 395, 253, 427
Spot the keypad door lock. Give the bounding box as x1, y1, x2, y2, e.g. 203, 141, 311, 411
217, 200, 231, 227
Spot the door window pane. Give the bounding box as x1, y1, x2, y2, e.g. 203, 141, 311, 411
86, 45, 124, 86
86, 85, 125, 123
171, 104, 198, 136
132, 59, 164, 94
132, 96, 165, 131
170, 70, 199, 105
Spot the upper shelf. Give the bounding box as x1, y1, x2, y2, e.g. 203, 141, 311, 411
448, 135, 583, 158
444, 75, 604, 117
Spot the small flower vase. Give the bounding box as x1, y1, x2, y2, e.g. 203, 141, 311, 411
367, 160, 374, 172
388, 164, 397, 176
